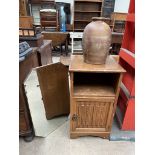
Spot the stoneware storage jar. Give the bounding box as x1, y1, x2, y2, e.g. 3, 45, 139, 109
82, 17, 112, 64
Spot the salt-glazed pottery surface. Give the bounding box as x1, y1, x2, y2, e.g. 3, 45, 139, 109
82, 17, 112, 64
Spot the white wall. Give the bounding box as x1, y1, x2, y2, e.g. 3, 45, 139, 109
114, 0, 130, 13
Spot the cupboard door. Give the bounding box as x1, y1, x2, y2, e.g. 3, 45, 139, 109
71, 98, 114, 132
36, 62, 70, 119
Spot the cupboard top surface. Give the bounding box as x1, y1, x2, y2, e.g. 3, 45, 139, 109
69, 55, 126, 73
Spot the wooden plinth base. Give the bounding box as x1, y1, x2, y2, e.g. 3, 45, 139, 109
70, 132, 110, 139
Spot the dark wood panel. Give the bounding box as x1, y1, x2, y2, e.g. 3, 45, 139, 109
19, 112, 28, 131
19, 0, 28, 16
30, 0, 41, 4
74, 12, 100, 20
19, 48, 39, 84
75, 2, 102, 11
37, 40, 52, 66
19, 35, 44, 48
19, 48, 39, 138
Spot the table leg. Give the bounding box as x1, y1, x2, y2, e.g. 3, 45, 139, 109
65, 40, 68, 56
60, 44, 63, 55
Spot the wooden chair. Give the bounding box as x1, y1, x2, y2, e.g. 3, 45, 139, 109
111, 12, 127, 32
39, 0, 59, 31
40, 10, 59, 31
109, 13, 127, 54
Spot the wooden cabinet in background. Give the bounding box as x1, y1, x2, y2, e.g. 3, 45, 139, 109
19, 37, 53, 66
73, 0, 103, 31
19, 48, 39, 141
69, 55, 125, 139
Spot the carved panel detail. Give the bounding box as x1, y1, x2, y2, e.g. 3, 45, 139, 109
76, 101, 113, 128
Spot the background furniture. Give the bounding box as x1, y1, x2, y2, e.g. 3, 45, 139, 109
19, 16, 43, 46
116, 0, 135, 130
19, 34, 44, 47
70, 32, 123, 55
110, 32, 124, 54
30, 0, 55, 5
30, 0, 41, 3
37, 40, 53, 65
111, 12, 127, 33
39, 0, 59, 30
19, 37, 52, 66
102, 0, 115, 18
73, 0, 103, 32
111, 32, 123, 44
19, 16, 34, 28
19, 16, 53, 66
42, 31, 69, 55
40, 9, 59, 30
109, 13, 127, 54
70, 32, 83, 54
19, 16, 41, 38
40, 0, 55, 8
19, 38, 52, 66
19, 48, 39, 141
19, 0, 30, 16
69, 55, 125, 139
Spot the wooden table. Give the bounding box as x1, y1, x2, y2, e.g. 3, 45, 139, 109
42, 31, 69, 55
69, 55, 125, 139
